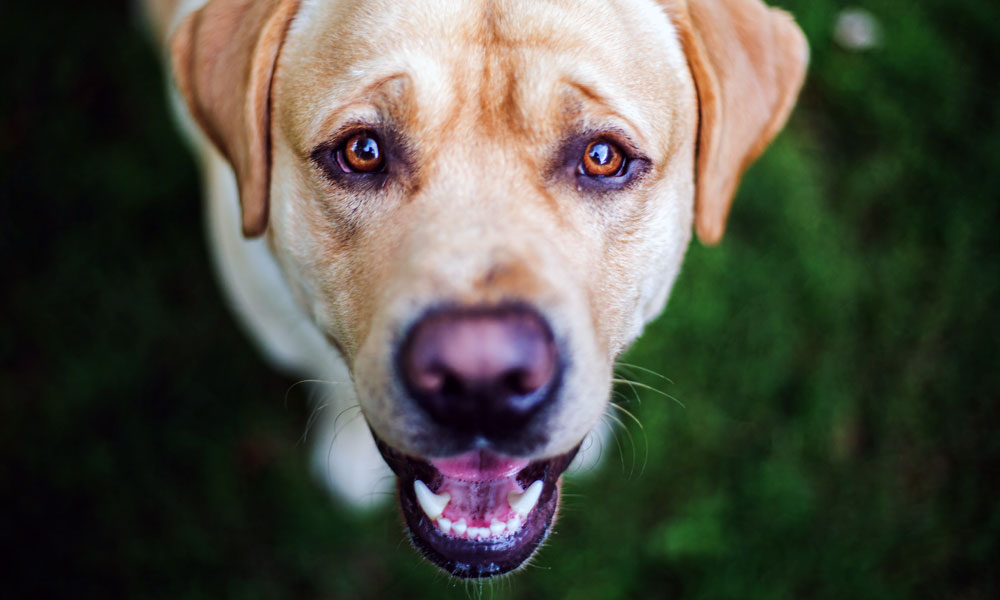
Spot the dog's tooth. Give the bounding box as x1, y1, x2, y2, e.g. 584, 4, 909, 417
506, 515, 521, 534
474, 527, 490, 540
438, 517, 452, 534
452, 518, 467, 536
490, 519, 506, 536
507, 480, 543, 517
414, 480, 450, 520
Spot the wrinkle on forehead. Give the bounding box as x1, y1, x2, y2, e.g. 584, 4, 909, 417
278, 0, 687, 155
472, 0, 670, 138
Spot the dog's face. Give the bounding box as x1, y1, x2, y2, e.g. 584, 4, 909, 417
272, 0, 698, 462
173, 0, 806, 578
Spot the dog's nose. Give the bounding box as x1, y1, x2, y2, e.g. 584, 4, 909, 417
399, 306, 560, 438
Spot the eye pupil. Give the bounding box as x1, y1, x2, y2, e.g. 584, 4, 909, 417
588, 143, 612, 165
581, 139, 624, 177
341, 132, 384, 172
354, 137, 379, 161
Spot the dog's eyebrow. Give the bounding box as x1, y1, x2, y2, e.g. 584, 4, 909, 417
560, 78, 651, 149
563, 79, 606, 106
306, 73, 412, 150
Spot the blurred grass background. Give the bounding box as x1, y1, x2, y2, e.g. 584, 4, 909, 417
2, 0, 998, 598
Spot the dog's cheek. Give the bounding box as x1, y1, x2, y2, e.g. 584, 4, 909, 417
634, 155, 698, 329
557, 201, 649, 360
593, 154, 697, 352
264, 153, 368, 355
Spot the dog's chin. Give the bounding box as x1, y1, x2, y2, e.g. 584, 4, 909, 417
374, 436, 579, 578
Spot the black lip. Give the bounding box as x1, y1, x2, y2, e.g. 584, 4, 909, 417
375, 438, 579, 578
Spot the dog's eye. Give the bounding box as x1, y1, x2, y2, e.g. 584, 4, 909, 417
337, 131, 384, 173
579, 139, 625, 177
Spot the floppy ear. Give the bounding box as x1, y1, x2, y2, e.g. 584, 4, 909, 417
672, 0, 808, 244
171, 0, 301, 237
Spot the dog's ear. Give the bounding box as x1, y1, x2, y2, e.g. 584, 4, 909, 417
671, 0, 808, 244
171, 0, 301, 237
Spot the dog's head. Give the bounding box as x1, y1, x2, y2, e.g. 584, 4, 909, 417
172, 0, 806, 578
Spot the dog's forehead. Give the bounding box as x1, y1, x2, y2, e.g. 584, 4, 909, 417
278, 0, 691, 153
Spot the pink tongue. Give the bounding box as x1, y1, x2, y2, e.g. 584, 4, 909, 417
431, 450, 529, 482
431, 451, 529, 526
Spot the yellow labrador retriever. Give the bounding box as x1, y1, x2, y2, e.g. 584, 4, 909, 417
146, 0, 806, 578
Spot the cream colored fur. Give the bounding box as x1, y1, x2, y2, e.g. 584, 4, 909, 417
146, 0, 806, 507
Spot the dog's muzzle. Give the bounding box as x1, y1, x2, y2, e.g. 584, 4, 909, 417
378, 304, 576, 577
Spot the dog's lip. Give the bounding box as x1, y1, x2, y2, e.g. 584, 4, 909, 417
374, 437, 579, 578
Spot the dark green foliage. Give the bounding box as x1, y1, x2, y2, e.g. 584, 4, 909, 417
2, 0, 997, 598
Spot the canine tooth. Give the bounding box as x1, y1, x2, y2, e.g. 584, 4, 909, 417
490, 519, 506, 536
414, 480, 450, 520
474, 527, 490, 540
452, 518, 467, 536
507, 480, 543, 516
438, 517, 452, 534
506, 515, 521, 533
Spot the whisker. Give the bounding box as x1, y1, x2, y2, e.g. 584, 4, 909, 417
358, 473, 399, 505
582, 420, 610, 470
324, 405, 364, 476
608, 403, 649, 479
602, 410, 635, 478
614, 375, 644, 406
615, 361, 675, 385
609, 402, 644, 432
610, 389, 633, 408
611, 378, 686, 408
283, 378, 351, 410
570, 423, 606, 474
599, 414, 625, 473
299, 399, 332, 445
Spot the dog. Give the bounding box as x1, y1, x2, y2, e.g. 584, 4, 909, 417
145, 0, 806, 579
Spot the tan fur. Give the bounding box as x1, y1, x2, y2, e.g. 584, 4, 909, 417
172, 0, 301, 236
670, 0, 809, 244
155, 0, 806, 502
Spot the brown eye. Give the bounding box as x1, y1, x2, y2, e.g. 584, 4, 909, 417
580, 139, 625, 177
339, 131, 384, 173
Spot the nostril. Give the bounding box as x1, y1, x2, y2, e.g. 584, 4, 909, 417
439, 371, 464, 398
503, 369, 537, 396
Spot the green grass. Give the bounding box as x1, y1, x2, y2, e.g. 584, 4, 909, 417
2, 0, 998, 598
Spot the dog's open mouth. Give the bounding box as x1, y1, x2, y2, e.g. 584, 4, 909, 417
375, 438, 579, 578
